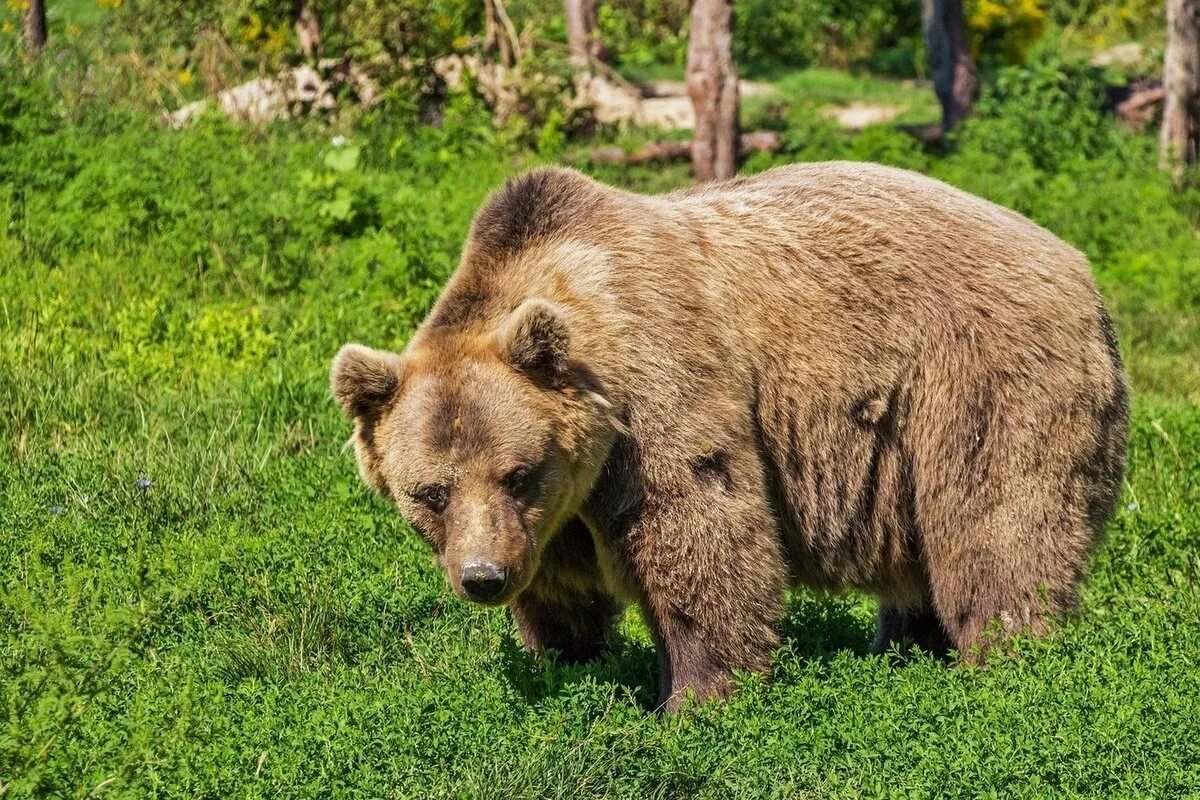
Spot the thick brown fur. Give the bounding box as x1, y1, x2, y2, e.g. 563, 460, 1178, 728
331, 163, 1129, 711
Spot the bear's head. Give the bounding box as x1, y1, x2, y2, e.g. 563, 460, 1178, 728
331, 298, 621, 606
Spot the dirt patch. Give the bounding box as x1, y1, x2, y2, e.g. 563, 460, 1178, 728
822, 101, 906, 130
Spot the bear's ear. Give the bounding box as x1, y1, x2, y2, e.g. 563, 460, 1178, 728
494, 298, 572, 380
330, 344, 405, 419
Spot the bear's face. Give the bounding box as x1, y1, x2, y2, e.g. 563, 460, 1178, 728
331, 299, 620, 606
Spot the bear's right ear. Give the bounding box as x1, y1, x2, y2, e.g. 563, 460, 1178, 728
330, 344, 405, 419
493, 298, 572, 381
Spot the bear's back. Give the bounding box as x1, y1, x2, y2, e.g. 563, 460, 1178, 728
663, 161, 1091, 296
650, 162, 1103, 377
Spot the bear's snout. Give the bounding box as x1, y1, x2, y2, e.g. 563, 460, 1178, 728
460, 560, 510, 603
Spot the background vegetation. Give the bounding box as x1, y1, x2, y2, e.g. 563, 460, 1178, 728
2, 0, 1199, 796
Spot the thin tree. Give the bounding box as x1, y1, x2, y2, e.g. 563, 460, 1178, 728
1160, 0, 1199, 175
24, 0, 47, 53
484, 0, 521, 68
922, 0, 979, 132
565, 0, 600, 67
686, 0, 738, 181
294, 2, 322, 59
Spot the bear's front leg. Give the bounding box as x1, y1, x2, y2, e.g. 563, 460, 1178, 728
508, 517, 622, 664
629, 483, 787, 712
510, 585, 621, 664
642, 588, 781, 711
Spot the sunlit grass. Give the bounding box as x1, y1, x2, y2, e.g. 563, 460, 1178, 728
2, 58, 1199, 796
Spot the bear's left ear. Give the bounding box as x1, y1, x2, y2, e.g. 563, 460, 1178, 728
494, 298, 572, 381
330, 343, 405, 419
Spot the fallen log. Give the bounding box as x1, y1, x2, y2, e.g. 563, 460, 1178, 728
587, 130, 781, 165
1111, 85, 1165, 132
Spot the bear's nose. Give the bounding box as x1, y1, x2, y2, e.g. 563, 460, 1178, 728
460, 561, 508, 602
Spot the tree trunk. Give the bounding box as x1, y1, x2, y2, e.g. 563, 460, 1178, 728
922, 0, 978, 132
566, 0, 597, 67
1160, 0, 1200, 175
484, 0, 521, 68
584, 0, 608, 62
686, 0, 738, 181
294, 2, 322, 59
23, 0, 47, 53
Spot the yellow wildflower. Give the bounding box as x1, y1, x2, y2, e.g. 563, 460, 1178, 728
967, 0, 1046, 63
263, 22, 289, 54
240, 12, 263, 42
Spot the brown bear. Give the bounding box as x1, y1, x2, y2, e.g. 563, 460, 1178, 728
331, 162, 1128, 711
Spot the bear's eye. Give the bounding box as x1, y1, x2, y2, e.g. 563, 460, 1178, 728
503, 466, 533, 497
410, 484, 450, 514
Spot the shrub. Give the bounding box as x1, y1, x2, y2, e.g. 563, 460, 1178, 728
953, 59, 1117, 174
736, 0, 924, 75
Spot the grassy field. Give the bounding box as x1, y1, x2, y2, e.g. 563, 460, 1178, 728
3, 58, 1200, 797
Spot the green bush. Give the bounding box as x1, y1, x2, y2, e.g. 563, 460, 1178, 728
955, 59, 1117, 173
594, 0, 690, 70
737, 0, 924, 75
967, 0, 1047, 66
103, 0, 483, 69
587, 0, 926, 76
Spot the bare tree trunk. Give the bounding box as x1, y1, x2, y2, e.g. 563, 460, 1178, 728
1160, 0, 1200, 175
294, 2, 322, 60
922, 0, 978, 132
484, 0, 521, 68
687, 0, 738, 181
566, 0, 595, 67
584, 0, 608, 62
24, 0, 47, 53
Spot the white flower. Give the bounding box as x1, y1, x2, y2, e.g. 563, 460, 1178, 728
331, 135, 347, 148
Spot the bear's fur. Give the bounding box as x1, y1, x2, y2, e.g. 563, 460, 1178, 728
332, 162, 1128, 711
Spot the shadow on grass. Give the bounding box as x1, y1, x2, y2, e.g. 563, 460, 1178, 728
497, 591, 879, 709
778, 592, 877, 659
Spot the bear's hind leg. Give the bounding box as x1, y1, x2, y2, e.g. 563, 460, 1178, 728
909, 356, 1108, 663
927, 567, 1057, 664
922, 512, 1074, 664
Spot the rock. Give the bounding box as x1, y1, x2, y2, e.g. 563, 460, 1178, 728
574, 71, 643, 125
1090, 42, 1146, 68
167, 62, 377, 128
575, 74, 774, 131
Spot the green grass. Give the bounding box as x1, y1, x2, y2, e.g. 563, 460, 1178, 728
756, 67, 940, 126
49, 0, 111, 33
2, 58, 1200, 797
613, 64, 942, 130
